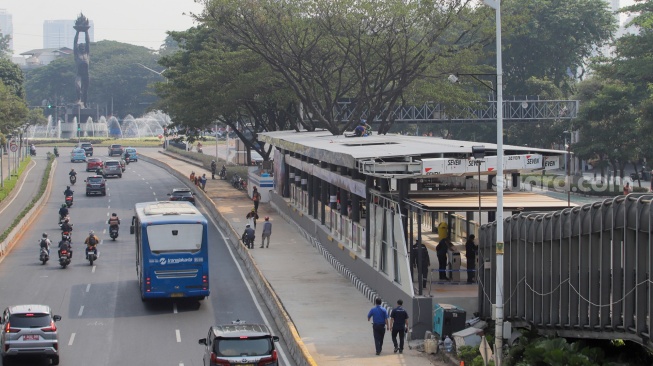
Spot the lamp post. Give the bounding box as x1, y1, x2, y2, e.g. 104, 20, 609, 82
563, 131, 571, 206
482, 0, 504, 364
472, 146, 486, 231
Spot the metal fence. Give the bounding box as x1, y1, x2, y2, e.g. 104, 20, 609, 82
479, 194, 653, 349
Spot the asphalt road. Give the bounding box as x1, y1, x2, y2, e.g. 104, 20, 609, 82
0, 148, 295, 366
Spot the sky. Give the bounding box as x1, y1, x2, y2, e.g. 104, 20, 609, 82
0, 0, 204, 56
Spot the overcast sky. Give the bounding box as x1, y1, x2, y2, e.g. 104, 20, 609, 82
0, 0, 204, 55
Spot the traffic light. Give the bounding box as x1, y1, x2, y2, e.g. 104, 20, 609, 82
46, 102, 53, 110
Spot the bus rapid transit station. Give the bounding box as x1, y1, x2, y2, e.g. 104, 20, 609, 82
132, 201, 210, 302
258, 130, 571, 337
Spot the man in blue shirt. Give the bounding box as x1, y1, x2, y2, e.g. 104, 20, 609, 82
390, 299, 410, 353
367, 298, 389, 355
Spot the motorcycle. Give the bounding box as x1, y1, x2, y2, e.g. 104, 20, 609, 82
39, 247, 49, 265
125, 156, 131, 165
109, 226, 119, 241
70, 175, 77, 185
58, 214, 70, 226
86, 246, 98, 266
61, 231, 72, 242
53, 147, 59, 157
58, 248, 71, 269
65, 195, 73, 208
30, 147, 36, 156
231, 174, 241, 189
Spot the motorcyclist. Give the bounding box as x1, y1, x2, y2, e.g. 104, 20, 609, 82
39, 233, 51, 256
30, 144, 36, 155
241, 224, 255, 249
84, 230, 100, 258
53, 146, 59, 156
64, 186, 74, 197
108, 213, 120, 232
58, 203, 69, 220
60, 218, 73, 233
124, 151, 131, 162
211, 160, 217, 179
58, 237, 72, 259
69, 169, 77, 178
354, 120, 368, 137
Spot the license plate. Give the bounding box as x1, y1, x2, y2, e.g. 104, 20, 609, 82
171, 293, 184, 298
23, 334, 39, 340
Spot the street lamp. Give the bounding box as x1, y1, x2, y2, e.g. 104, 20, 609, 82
563, 131, 571, 206
482, 0, 505, 364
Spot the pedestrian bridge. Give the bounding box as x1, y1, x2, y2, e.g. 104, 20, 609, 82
479, 194, 653, 350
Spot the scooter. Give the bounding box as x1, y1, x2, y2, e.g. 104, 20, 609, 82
58, 247, 71, 269
30, 147, 36, 156
86, 246, 98, 266
61, 231, 72, 242
109, 226, 119, 241
53, 147, 59, 157
58, 214, 70, 226
39, 247, 49, 265
65, 195, 73, 208
70, 175, 77, 185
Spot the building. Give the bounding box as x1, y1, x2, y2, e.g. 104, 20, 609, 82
18, 48, 72, 69
43, 19, 94, 49
0, 9, 13, 52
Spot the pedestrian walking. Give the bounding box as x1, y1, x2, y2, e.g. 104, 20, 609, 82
367, 298, 389, 355
410, 241, 418, 280
390, 299, 409, 354
465, 234, 478, 283
246, 209, 259, 229
211, 160, 217, 179
260, 217, 272, 248
412, 241, 430, 287
189, 171, 195, 182
252, 186, 261, 212
436, 237, 449, 280
200, 174, 207, 191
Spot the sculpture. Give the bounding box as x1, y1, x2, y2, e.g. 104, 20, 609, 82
73, 14, 90, 108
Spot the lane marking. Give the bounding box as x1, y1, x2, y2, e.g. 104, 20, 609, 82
175, 329, 181, 343
78, 306, 84, 317
107, 205, 110, 209
150, 186, 153, 190
0, 160, 37, 216
92, 265, 96, 273
68, 333, 75, 346
106, 212, 110, 217
206, 215, 291, 366
173, 303, 178, 314
85, 284, 91, 292
108, 199, 111, 203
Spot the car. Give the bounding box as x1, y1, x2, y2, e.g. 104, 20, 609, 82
168, 188, 195, 205
0, 304, 62, 365
122, 147, 138, 162
198, 322, 279, 366
119, 158, 126, 172
79, 142, 93, 156
102, 160, 122, 178
85, 175, 106, 196
70, 148, 87, 163
86, 157, 103, 172
108, 144, 123, 157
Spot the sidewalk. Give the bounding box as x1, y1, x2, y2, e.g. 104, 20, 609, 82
139, 149, 445, 366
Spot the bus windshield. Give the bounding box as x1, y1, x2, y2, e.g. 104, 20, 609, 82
146, 223, 203, 253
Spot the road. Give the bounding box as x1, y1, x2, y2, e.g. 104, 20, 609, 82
0, 148, 296, 366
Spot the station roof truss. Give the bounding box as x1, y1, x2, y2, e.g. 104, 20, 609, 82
407, 192, 576, 212
259, 131, 565, 179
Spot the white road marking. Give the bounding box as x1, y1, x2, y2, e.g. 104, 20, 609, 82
0, 161, 37, 216
92, 265, 96, 273
86, 284, 91, 292
68, 333, 75, 346
107, 205, 110, 209
108, 199, 111, 203
99, 240, 104, 245
179, 364, 184, 366
78, 306, 84, 317
173, 303, 178, 314
103, 229, 106, 234
175, 329, 181, 343
106, 212, 110, 217
150, 186, 153, 190
142, 178, 145, 180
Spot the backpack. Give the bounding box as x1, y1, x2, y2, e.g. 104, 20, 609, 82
88, 236, 98, 245
40, 239, 48, 248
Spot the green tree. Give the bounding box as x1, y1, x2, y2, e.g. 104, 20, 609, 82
0, 58, 25, 99
0, 81, 29, 135
203, 0, 488, 135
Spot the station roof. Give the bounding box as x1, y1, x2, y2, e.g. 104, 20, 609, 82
409, 192, 576, 212
259, 130, 564, 169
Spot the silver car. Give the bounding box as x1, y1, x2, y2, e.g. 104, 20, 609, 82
199, 322, 279, 366
0, 304, 61, 365
102, 159, 123, 178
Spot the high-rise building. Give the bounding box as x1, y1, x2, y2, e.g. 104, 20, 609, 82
0, 9, 13, 51
43, 19, 94, 49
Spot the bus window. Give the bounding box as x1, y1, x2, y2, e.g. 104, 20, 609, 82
146, 223, 202, 253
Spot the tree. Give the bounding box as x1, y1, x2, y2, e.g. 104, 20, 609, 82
0, 58, 25, 99
0, 81, 29, 135
203, 0, 488, 135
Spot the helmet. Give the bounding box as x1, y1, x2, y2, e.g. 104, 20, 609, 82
212, 160, 215, 163
245, 224, 250, 227
360, 119, 366, 124
70, 168, 74, 171
42, 233, 48, 238
66, 185, 70, 189
112, 213, 117, 217
265, 216, 269, 220
61, 203, 66, 208
64, 219, 69, 223
89, 230, 94, 235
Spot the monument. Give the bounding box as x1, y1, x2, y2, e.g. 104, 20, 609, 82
73, 13, 90, 108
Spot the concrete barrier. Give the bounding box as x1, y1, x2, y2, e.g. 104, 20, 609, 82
141, 153, 317, 366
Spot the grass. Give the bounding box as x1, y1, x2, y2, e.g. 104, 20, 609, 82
166, 145, 250, 181
0, 156, 32, 202
0, 153, 54, 243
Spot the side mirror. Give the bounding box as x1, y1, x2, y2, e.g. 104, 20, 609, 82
273, 336, 280, 342
198, 338, 207, 345
84, 180, 87, 183
53, 315, 62, 322
130, 225, 135, 235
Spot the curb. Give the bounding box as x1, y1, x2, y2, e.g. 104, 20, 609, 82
140, 153, 318, 366
0, 157, 57, 261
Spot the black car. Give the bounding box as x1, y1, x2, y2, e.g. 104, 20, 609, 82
108, 144, 123, 157
85, 175, 106, 196
168, 188, 195, 205
79, 142, 93, 156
